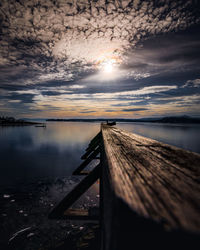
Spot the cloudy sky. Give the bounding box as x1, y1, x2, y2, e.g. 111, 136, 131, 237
0, 0, 200, 118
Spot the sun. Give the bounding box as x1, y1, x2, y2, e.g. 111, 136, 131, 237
95, 56, 119, 77
103, 61, 113, 73
100, 59, 116, 74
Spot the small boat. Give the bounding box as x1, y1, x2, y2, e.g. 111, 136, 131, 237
106, 121, 116, 126
35, 124, 46, 128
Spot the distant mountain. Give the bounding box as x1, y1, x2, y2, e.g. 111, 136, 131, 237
152, 116, 200, 124
46, 116, 200, 124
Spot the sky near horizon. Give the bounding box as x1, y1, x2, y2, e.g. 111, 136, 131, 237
0, 0, 200, 119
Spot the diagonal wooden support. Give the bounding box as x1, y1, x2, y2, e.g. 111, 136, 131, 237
73, 146, 100, 175
81, 138, 101, 160
49, 163, 101, 219
86, 132, 101, 151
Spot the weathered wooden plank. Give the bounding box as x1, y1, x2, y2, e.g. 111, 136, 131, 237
101, 125, 200, 232
101, 124, 200, 249
49, 163, 100, 219
73, 146, 100, 175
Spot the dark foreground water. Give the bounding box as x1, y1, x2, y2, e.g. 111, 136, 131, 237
0, 121, 200, 185
0, 122, 102, 250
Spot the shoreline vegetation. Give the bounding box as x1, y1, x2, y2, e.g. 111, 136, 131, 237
46, 115, 200, 124
0, 117, 43, 126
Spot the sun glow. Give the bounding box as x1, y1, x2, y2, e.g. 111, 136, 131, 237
103, 61, 113, 73
100, 59, 116, 74
83, 56, 122, 82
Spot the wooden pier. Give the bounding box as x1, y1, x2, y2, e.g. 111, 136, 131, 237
49, 124, 200, 249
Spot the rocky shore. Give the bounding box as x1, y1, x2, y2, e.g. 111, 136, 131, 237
0, 177, 100, 250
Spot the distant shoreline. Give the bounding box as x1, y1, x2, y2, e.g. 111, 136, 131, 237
0, 120, 43, 127
46, 116, 200, 124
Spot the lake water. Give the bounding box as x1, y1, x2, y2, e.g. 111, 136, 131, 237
1, 122, 200, 185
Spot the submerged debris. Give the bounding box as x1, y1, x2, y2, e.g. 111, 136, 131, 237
9, 227, 32, 243
3, 194, 11, 198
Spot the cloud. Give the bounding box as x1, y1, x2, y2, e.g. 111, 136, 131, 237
155, 94, 200, 106
122, 108, 148, 112
9, 84, 177, 103
182, 79, 200, 88
120, 27, 200, 81
80, 110, 96, 114
69, 85, 85, 89
0, 0, 200, 117
145, 94, 200, 116
105, 110, 115, 112
0, 0, 200, 87
92, 85, 177, 99
111, 100, 146, 106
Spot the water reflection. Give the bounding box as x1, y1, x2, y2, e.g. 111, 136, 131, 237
0, 122, 100, 185
0, 122, 199, 185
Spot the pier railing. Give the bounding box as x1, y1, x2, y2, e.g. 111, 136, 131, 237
49, 124, 200, 249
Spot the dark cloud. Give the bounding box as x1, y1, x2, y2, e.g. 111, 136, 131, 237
182, 79, 200, 88
80, 110, 96, 113
41, 91, 66, 96
120, 26, 200, 82
10, 93, 35, 103
105, 110, 115, 112
122, 108, 148, 112
112, 101, 145, 107
40, 105, 63, 111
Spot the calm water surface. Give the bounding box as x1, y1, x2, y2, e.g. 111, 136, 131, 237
0, 122, 200, 185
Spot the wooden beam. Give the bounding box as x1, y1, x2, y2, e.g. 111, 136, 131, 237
86, 132, 101, 151
101, 124, 200, 249
81, 138, 101, 160
73, 146, 100, 175
49, 163, 101, 219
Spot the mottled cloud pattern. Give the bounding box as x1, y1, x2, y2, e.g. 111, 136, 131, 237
0, 0, 200, 118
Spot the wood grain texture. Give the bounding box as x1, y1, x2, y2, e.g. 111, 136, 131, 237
101, 124, 200, 233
